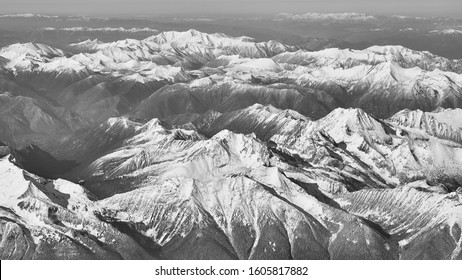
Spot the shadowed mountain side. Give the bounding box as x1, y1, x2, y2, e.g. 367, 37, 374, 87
12, 144, 78, 179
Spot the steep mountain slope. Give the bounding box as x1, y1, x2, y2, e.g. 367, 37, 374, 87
287, 60, 462, 118
130, 81, 340, 122
336, 187, 462, 259
0, 152, 158, 259
274, 45, 462, 73
42, 124, 399, 259
23, 108, 461, 259
0, 93, 86, 149
192, 104, 462, 189
389, 108, 462, 143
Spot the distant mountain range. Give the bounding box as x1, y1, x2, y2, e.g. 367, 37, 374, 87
1, 12, 462, 58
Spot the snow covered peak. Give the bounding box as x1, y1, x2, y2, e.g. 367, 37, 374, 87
69, 38, 156, 56
105, 117, 141, 131
366, 45, 432, 61
389, 108, 462, 143
144, 29, 254, 46
316, 107, 391, 142
140, 29, 293, 59
275, 44, 461, 73
0, 42, 66, 62
68, 39, 104, 52
238, 103, 309, 123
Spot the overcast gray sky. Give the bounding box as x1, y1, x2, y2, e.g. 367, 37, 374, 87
2, 0, 462, 17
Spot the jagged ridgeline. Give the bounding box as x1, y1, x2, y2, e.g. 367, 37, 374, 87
0, 29, 461, 260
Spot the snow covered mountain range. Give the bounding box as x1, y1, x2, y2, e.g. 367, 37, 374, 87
0, 29, 461, 260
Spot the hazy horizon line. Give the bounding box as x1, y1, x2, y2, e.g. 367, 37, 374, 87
1, 11, 461, 20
